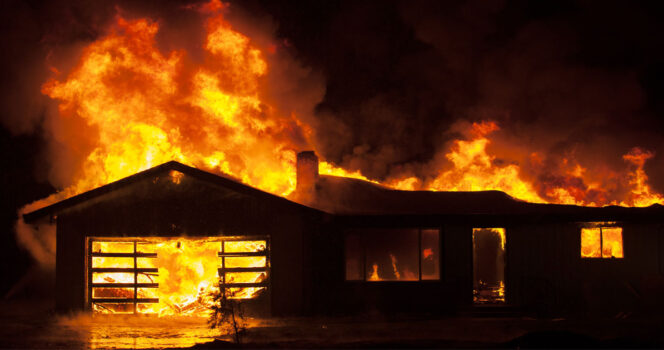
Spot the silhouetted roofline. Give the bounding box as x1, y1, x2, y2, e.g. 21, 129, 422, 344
23, 161, 664, 224
307, 174, 664, 218
23, 161, 322, 223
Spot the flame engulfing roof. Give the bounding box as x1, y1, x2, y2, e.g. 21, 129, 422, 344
294, 173, 664, 221
24, 161, 664, 224
22, 161, 317, 223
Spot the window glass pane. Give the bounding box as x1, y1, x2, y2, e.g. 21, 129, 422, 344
226, 287, 266, 299
136, 303, 158, 314
92, 287, 134, 298
224, 256, 266, 268
92, 241, 134, 253
602, 227, 623, 258
136, 257, 156, 268
581, 228, 601, 258
224, 240, 266, 253
421, 229, 440, 280
137, 287, 158, 299
137, 272, 158, 283
345, 234, 363, 280
93, 272, 135, 283
224, 272, 267, 284
92, 257, 134, 268
136, 242, 157, 253
93, 303, 134, 314
365, 229, 418, 281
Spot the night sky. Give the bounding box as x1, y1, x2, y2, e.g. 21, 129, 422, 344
2, 0, 664, 295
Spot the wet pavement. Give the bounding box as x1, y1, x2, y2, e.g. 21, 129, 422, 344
2, 299, 664, 349
0, 300, 219, 349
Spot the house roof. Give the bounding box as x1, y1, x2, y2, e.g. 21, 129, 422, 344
22, 161, 319, 223
305, 174, 664, 219
24, 160, 664, 223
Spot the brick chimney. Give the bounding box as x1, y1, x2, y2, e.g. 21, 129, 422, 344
296, 151, 318, 200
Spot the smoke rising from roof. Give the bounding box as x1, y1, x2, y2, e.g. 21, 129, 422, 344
256, 0, 664, 198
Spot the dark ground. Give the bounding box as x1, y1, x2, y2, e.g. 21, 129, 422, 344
1, 299, 664, 349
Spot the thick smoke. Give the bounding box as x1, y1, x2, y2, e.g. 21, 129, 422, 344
262, 0, 664, 197
4, 0, 325, 268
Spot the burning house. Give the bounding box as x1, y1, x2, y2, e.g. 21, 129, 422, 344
9, 0, 664, 326
23, 152, 664, 317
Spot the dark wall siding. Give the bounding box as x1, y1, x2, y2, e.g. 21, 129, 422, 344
55, 214, 86, 313
507, 223, 578, 314
505, 222, 664, 316
442, 224, 472, 308
324, 216, 664, 316
54, 173, 321, 316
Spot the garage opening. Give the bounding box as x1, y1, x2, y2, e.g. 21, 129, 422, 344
87, 236, 269, 316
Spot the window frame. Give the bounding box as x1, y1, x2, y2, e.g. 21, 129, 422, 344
579, 223, 624, 259
344, 228, 441, 282
218, 236, 270, 299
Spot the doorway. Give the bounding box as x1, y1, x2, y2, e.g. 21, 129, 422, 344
472, 228, 506, 304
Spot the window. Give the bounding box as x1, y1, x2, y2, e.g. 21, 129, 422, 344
219, 238, 269, 299
345, 229, 440, 281
580, 224, 623, 258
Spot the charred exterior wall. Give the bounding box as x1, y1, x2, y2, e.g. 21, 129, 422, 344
54, 170, 324, 316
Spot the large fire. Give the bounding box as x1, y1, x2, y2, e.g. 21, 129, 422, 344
35, 0, 662, 213
90, 237, 267, 316
18, 0, 664, 318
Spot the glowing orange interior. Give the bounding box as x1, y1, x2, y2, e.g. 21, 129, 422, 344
581, 226, 623, 258
89, 237, 268, 316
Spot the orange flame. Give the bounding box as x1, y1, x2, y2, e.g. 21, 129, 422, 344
581, 225, 623, 258
15, 0, 662, 320
426, 121, 545, 203
90, 237, 267, 317
388, 121, 663, 207
41, 2, 301, 205
36, 1, 663, 210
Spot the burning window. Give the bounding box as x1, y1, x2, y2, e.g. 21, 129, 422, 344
88, 237, 268, 316
580, 224, 623, 258
345, 229, 440, 282
219, 239, 269, 299
472, 228, 506, 304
